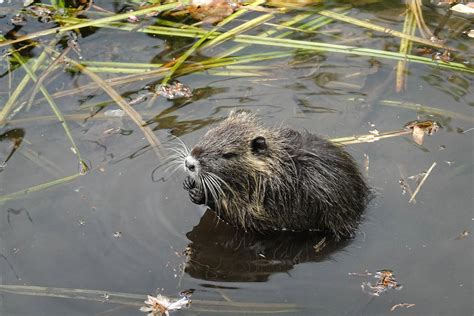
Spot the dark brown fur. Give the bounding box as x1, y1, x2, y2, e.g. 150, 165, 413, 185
182, 111, 370, 239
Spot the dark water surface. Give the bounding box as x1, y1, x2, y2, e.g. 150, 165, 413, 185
1, 1, 473, 315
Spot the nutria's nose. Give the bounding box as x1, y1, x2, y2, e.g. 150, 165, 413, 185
185, 156, 197, 172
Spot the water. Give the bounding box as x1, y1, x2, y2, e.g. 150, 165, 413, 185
1, 1, 472, 315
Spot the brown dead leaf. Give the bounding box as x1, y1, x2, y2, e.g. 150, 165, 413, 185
189, 0, 237, 24
404, 120, 440, 145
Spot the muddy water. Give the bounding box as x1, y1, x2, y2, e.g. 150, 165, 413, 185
1, 1, 472, 315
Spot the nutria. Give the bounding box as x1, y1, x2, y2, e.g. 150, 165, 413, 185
181, 111, 370, 239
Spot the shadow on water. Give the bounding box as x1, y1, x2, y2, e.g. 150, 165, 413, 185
184, 210, 351, 283
0, 128, 25, 170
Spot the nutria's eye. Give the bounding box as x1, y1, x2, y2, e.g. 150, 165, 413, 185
222, 152, 237, 159
251, 136, 267, 154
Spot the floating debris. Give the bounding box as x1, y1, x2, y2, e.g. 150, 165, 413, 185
128, 92, 153, 106
407, 172, 426, 183
25, 5, 55, 23
404, 120, 440, 146
113, 231, 122, 238
313, 237, 326, 253
140, 290, 193, 316
159, 81, 193, 100
348, 270, 372, 277
408, 162, 437, 203
363, 153, 369, 175
399, 178, 409, 195
189, 0, 236, 24
391, 303, 415, 312
432, 49, 453, 63
462, 29, 474, 38
11, 14, 27, 26
360, 270, 403, 296
104, 109, 125, 117
450, 3, 474, 17
188, 0, 238, 24
126, 9, 140, 23
455, 230, 470, 240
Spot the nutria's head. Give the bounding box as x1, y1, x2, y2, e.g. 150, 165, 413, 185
184, 111, 277, 185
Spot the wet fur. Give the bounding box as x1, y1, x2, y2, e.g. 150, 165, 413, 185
183, 111, 370, 239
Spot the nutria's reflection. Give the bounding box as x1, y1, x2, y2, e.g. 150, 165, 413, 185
184, 210, 351, 282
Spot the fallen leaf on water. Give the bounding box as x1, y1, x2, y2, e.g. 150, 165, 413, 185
391, 303, 415, 312
361, 270, 403, 296
140, 290, 193, 316
188, 0, 238, 24
407, 172, 426, 183
404, 120, 440, 145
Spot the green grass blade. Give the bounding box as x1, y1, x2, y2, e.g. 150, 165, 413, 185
347, 97, 474, 122
0, 173, 82, 203
55, 13, 471, 74
0, 38, 51, 124
9, 51, 87, 171
161, 0, 267, 85
396, 8, 417, 92
201, 13, 274, 50
316, 9, 451, 50
232, 35, 473, 73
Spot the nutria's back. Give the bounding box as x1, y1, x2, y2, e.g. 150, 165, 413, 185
182, 111, 370, 239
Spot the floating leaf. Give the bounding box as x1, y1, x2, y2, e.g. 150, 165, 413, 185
158, 81, 193, 100
404, 120, 440, 145
188, 0, 238, 24
140, 290, 193, 316
360, 270, 403, 297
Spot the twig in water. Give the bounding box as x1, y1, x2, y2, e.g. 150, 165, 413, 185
409, 162, 437, 203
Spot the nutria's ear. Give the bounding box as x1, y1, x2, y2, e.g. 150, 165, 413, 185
251, 136, 267, 154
